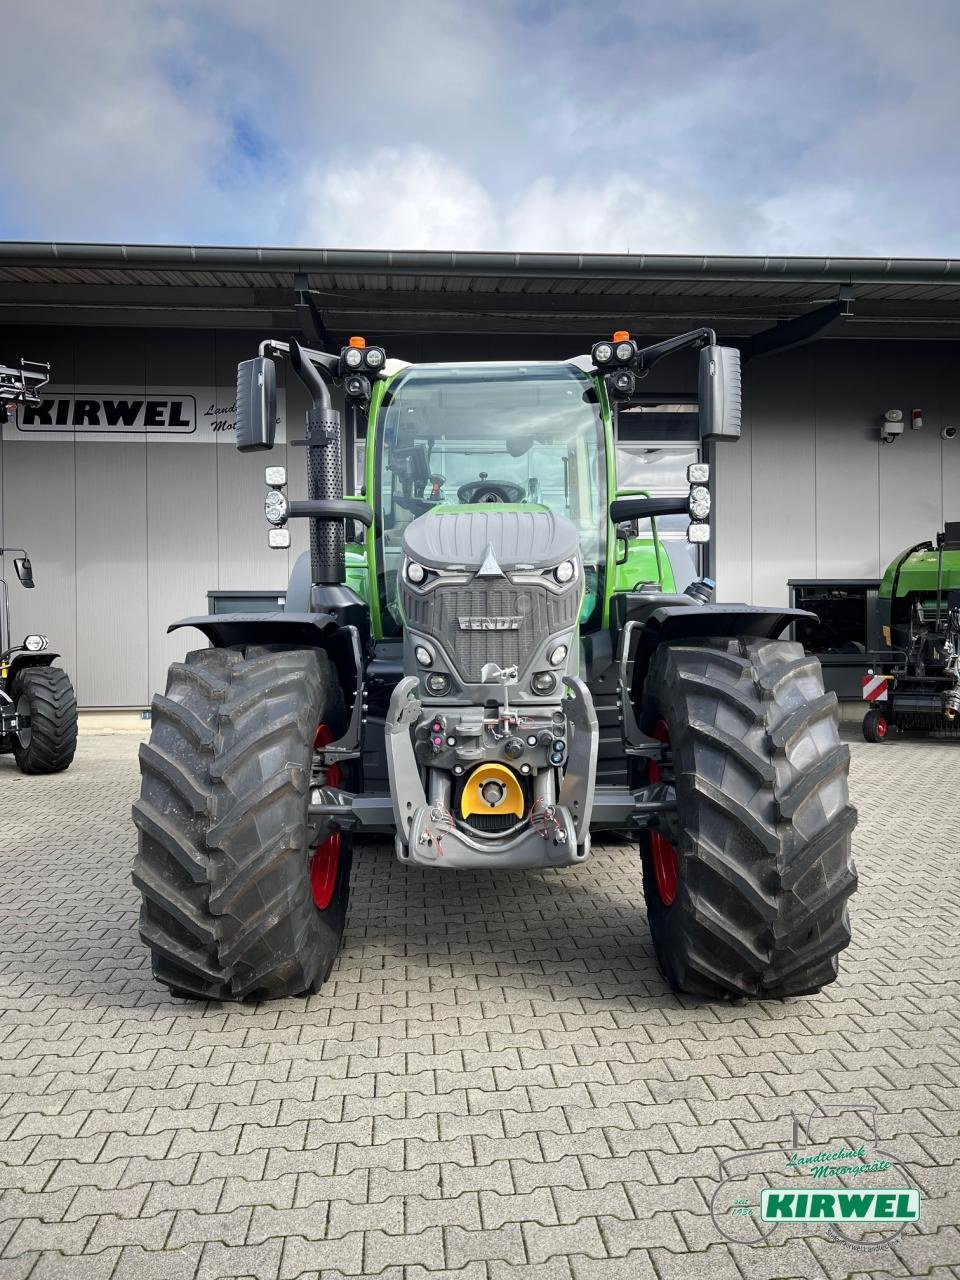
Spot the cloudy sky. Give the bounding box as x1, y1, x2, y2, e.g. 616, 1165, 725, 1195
2, 0, 959, 256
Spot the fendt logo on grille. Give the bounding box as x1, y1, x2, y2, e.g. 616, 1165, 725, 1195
457, 616, 522, 631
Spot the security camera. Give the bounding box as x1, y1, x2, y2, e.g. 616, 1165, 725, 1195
942, 425, 958, 441
880, 409, 904, 445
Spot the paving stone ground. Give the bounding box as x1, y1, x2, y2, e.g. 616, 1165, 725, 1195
0, 731, 958, 1280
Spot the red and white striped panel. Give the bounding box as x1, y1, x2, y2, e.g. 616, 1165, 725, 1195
862, 674, 889, 703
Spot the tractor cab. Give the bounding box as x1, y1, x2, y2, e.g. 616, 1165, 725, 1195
372, 361, 606, 634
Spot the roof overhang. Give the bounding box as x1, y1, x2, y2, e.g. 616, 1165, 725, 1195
1, 242, 960, 340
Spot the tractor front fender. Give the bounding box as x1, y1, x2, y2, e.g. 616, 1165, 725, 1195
169, 611, 338, 649
613, 598, 818, 741
3, 652, 60, 688
611, 595, 815, 648
169, 612, 366, 760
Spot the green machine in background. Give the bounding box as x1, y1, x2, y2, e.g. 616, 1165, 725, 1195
862, 523, 960, 741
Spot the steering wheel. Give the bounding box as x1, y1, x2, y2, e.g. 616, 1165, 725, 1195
457, 478, 526, 504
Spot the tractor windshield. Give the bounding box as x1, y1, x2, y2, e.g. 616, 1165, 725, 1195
374, 362, 606, 634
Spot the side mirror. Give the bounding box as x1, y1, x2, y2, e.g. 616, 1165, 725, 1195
698, 345, 741, 441
14, 556, 34, 588
235, 357, 277, 452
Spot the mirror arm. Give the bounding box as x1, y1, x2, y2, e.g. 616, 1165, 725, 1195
636, 327, 716, 373
610, 496, 688, 523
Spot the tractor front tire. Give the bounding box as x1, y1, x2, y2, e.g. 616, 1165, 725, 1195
639, 637, 857, 1000
132, 645, 352, 1001
11, 666, 78, 774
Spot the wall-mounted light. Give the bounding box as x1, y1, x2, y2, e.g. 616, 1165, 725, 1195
880, 409, 904, 445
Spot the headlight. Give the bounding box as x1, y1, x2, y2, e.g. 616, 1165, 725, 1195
264, 465, 287, 488
425, 672, 450, 696
687, 523, 711, 544
687, 462, 709, 484
615, 341, 634, 361
593, 343, 613, 364
268, 528, 291, 549
24, 635, 47, 652
405, 560, 426, 584
688, 486, 711, 520
364, 347, 385, 369
531, 671, 557, 695
344, 347, 364, 369
414, 645, 434, 667
554, 559, 576, 584
548, 644, 568, 667
264, 491, 288, 525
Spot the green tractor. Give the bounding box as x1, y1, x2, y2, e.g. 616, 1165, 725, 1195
133, 329, 857, 1003
862, 524, 960, 741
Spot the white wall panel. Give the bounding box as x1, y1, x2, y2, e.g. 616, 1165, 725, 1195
877, 345, 944, 567
146, 443, 219, 697
75, 443, 148, 705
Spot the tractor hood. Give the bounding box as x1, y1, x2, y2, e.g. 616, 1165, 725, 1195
401, 508, 579, 574
881, 545, 960, 598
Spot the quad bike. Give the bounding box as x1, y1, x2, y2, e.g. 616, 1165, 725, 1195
0, 359, 78, 774
133, 325, 857, 1002
0, 547, 78, 773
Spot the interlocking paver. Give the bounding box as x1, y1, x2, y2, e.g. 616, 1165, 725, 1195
0, 732, 958, 1279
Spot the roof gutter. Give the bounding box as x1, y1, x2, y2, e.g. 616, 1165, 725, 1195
2, 242, 960, 287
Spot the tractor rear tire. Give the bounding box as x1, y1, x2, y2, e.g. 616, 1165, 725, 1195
639, 637, 857, 1000
11, 666, 78, 774
132, 645, 352, 1001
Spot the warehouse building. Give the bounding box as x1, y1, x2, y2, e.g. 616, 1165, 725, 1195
1, 242, 959, 708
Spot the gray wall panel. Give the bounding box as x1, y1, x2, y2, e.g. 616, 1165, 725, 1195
747, 349, 817, 606
0, 442, 77, 678
813, 344, 882, 579
3, 323, 960, 702
75, 443, 148, 705
146, 442, 219, 697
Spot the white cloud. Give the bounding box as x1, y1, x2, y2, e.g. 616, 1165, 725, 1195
299, 147, 498, 251
0, 2, 228, 242
298, 146, 727, 253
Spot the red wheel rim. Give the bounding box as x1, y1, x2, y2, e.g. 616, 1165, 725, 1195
647, 720, 679, 907
310, 725, 342, 911
875, 716, 887, 739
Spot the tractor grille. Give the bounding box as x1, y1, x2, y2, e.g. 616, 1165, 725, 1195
464, 812, 519, 833
402, 580, 579, 682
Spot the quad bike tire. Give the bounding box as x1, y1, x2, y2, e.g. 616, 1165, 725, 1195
132, 644, 352, 1001
862, 706, 891, 742
11, 666, 78, 774
639, 637, 857, 1000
